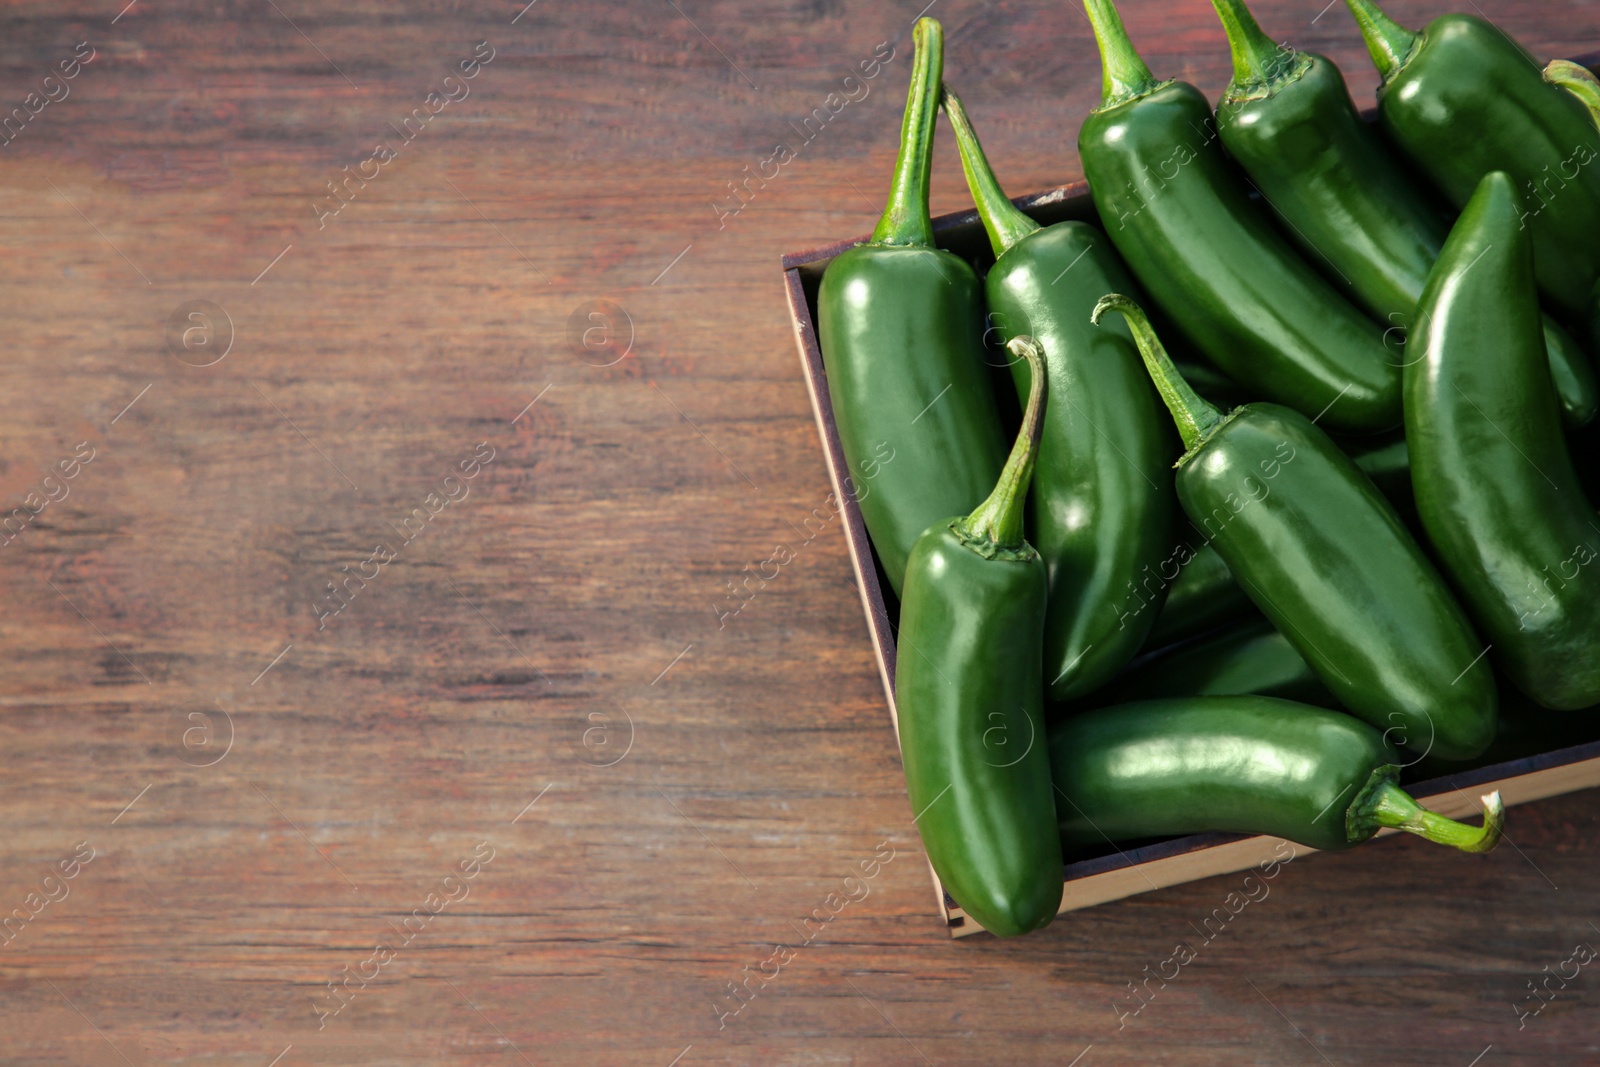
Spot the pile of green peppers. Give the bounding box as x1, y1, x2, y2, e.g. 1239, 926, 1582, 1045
814, 3, 1600, 938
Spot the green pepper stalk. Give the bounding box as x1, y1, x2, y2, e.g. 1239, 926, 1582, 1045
1545, 60, 1600, 130
1093, 294, 1497, 761
1050, 697, 1504, 855
815, 18, 1008, 597
1208, 0, 1597, 427
1348, 770, 1503, 854
871, 22, 942, 246
1099, 297, 1222, 451
1212, 0, 1311, 93
1341, 0, 1417, 83
1342, 0, 1600, 324
1078, 0, 1401, 435
895, 337, 1062, 937
1406, 172, 1600, 710
940, 86, 1177, 702
941, 89, 1039, 252
958, 338, 1045, 551
1085, 0, 1163, 107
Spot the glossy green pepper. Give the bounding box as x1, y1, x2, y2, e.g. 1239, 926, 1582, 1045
1209, 0, 1597, 428
895, 337, 1060, 937
816, 18, 1007, 597
1111, 616, 1336, 708
1406, 172, 1600, 710
1343, 0, 1600, 324
1094, 294, 1497, 760
941, 88, 1175, 702
1050, 696, 1504, 854
1077, 0, 1400, 435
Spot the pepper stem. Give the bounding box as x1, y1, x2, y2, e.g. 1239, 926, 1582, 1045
1347, 767, 1504, 853
1211, 0, 1294, 89
956, 337, 1045, 550
1342, 0, 1419, 86
1092, 295, 1223, 453
872, 18, 943, 246
1083, 0, 1161, 109
940, 88, 1041, 256
1545, 60, 1600, 133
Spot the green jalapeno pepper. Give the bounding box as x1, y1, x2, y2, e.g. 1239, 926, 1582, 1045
1094, 294, 1497, 760
1343, 0, 1600, 325
1405, 171, 1600, 710
1209, 0, 1597, 428
816, 18, 1007, 597
1049, 696, 1503, 854
940, 88, 1175, 702
1112, 616, 1336, 708
1077, 0, 1400, 436
895, 337, 1060, 937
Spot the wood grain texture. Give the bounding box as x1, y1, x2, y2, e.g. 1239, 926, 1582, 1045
1, 0, 1597, 1063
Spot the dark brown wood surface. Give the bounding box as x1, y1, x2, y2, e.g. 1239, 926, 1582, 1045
3, 1, 1599, 1063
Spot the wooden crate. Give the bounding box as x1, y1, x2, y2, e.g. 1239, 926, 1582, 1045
781, 182, 1600, 938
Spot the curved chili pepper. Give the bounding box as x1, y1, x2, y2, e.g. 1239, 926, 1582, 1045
1112, 616, 1337, 708
1050, 697, 1504, 854
895, 337, 1061, 937
1406, 172, 1600, 710
1343, 0, 1600, 324
941, 88, 1175, 702
1094, 294, 1497, 760
816, 18, 1007, 596
1210, 0, 1597, 427
1077, 0, 1400, 435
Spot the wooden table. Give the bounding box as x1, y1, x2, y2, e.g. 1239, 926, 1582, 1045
3, 1, 1597, 1063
